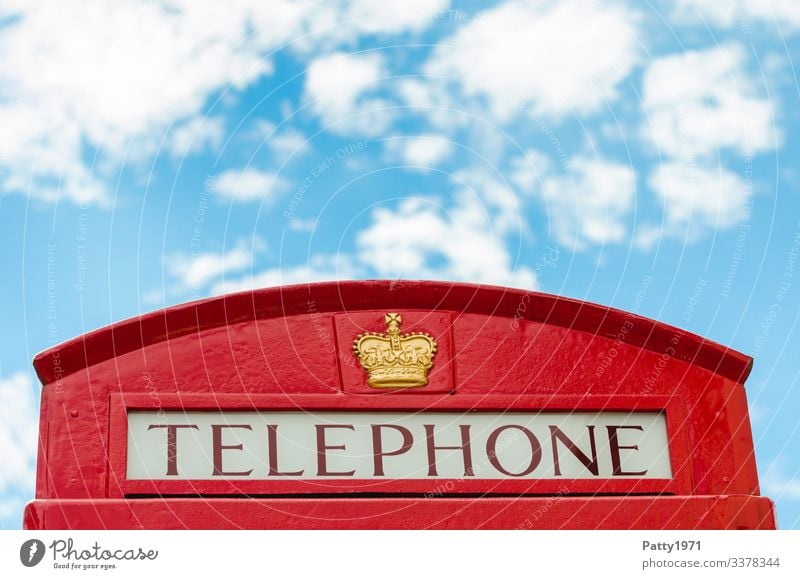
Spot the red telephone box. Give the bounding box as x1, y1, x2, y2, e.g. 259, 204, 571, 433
24, 281, 776, 529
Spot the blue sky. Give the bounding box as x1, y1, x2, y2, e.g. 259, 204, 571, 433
1, 0, 799, 528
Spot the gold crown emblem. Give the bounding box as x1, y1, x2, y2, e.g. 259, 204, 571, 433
352, 313, 437, 388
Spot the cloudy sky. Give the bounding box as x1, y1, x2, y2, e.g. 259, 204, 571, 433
1, 0, 799, 528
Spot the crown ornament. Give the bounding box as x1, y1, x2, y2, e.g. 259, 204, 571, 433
352, 313, 438, 388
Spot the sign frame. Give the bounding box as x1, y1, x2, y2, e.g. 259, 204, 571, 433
108, 392, 693, 498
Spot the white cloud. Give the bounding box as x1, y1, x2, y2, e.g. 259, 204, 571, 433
304, 52, 392, 135
168, 117, 225, 158
631, 224, 665, 252
451, 167, 522, 235
647, 161, 751, 236
217, 172, 534, 294
141, 288, 166, 307
388, 134, 454, 168
166, 237, 264, 290
539, 156, 636, 249
395, 78, 465, 130
292, 0, 450, 51
0, 1, 447, 204
0, 105, 106, 204
356, 196, 536, 289
767, 474, 800, 499
212, 168, 288, 202
638, 45, 772, 248
509, 149, 553, 193
338, 0, 450, 36
672, 0, 800, 31
0, 494, 28, 526
642, 45, 777, 158
212, 254, 359, 294
249, 121, 311, 159
268, 128, 311, 158
671, 0, 739, 27
425, 0, 640, 120
762, 459, 800, 502
288, 218, 317, 232
0, 1, 278, 203
190, 176, 534, 295
0, 371, 38, 524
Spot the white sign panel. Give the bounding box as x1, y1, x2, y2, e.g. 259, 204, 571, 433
127, 411, 671, 480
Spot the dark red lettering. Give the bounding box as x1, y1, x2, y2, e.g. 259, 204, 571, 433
147, 424, 198, 476
315, 424, 356, 476
486, 425, 542, 477
211, 424, 253, 476
424, 424, 473, 477
266, 424, 304, 476
371, 424, 414, 476
549, 425, 599, 476
607, 425, 647, 476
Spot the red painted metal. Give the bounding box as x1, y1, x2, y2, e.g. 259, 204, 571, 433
24, 280, 775, 529
25, 497, 775, 530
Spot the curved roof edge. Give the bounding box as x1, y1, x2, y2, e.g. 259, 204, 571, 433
33, 280, 753, 385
